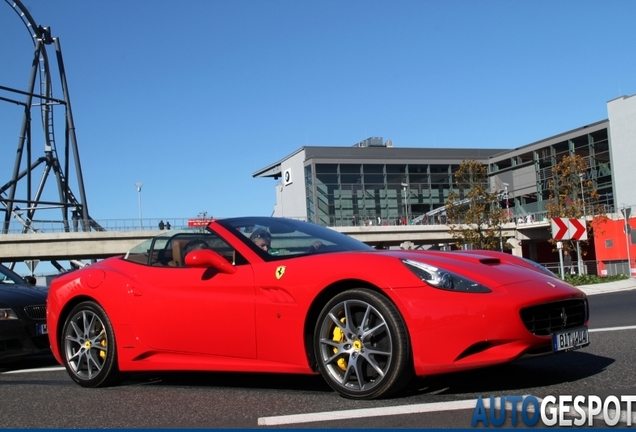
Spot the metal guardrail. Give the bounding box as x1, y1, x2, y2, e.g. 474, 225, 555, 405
543, 260, 597, 277
3, 218, 193, 234
543, 260, 634, 278
5, 209, 558, 233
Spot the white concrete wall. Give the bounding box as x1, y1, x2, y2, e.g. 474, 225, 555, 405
608, 94, 636, 210
272, 149, 307, 219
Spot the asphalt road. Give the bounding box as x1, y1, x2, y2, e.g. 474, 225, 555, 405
1, 289, 635, 429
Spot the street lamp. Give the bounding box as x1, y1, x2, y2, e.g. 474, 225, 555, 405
579, 173, 586, 218
577, 173, 585, 275
135, 182, 143, 229
401, 182, 410, 222
503, 183, 510, 222
498, 183, 510, 252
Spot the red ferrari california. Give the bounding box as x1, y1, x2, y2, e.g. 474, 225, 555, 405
46, 216, 589, 399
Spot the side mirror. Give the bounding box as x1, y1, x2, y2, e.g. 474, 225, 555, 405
184, 249, 237, 274
23, 275, 37, 285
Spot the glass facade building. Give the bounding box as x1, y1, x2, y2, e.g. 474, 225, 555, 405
254, 94, 633, 231
487, 120, 613, 220
308, 161, 470, 226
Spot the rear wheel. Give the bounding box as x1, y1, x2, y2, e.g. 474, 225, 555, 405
61, 301, 120, 387
314, 289, 412, 399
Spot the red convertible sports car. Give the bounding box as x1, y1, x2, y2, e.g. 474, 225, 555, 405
47, 216, 589, 399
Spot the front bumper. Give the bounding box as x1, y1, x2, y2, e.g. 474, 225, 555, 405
0, 320, 51, 363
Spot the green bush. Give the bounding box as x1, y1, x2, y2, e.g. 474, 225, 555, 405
563, 273, 629, 286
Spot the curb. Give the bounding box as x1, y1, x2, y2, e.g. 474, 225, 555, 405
576, 278, 636, 296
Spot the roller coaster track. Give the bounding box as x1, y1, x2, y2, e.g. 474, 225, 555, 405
1, 0, 104, 270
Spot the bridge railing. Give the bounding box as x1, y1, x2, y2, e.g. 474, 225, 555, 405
4, 212, 554, 234
3, 218, 193, 234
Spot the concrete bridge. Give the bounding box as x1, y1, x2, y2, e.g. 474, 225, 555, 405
0, 219, 551, 262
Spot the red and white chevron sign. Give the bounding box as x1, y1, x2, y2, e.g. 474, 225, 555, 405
551, 217, 588, 241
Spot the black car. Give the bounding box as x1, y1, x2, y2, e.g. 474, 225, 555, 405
0, 264, 49, 363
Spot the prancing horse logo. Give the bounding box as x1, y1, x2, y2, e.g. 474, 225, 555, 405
561, 307, 568, 327
275, 266, 286, 279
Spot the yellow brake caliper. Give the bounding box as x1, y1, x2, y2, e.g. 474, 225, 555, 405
100, 339, 107, 359
332, 317, 347, 371
99, 330, 107, 360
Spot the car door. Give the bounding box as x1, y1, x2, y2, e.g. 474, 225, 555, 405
128, 247, 256, 359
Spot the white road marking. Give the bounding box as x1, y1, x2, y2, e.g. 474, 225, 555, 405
589, 325, 636, 333
1, 366, 65, 374
258, 399, 480, 426
258, 396, 539, 426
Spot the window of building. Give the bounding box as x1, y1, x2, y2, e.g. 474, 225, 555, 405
409, 164, 428, 185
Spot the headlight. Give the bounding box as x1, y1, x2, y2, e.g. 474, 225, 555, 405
401, 259, 491, 293
0, 308, 19, 320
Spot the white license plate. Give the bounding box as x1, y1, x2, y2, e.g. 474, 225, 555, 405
37, 323, 48, 335
552, 326, 589, 352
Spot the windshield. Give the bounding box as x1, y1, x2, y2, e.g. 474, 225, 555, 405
0, 264, 25, 285
216, 217, 373, 260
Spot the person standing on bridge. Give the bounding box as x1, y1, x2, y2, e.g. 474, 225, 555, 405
166, 221, 171, 230
72, 209, 80, 232
158, 220, 165, 230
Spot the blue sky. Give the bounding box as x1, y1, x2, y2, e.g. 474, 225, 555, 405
2, 0, 636, 229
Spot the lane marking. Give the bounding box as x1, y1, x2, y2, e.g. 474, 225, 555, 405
589, 325, 636, 333
258, 399, 480, 426
258, 396, 539, 426
2, 366, 65, 374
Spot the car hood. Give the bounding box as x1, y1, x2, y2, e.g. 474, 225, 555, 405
0, 284, 48, 307
372, 249, 581, 294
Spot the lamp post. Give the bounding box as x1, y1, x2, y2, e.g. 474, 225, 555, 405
577, 173, 585, 275
498, 183, 510, 252
503, 183, 510, 222
135, 182, 143, 229
579, 173, 586, 218
401, 182, 410, 223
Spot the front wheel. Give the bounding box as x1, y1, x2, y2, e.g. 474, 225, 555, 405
61, 301, 121, 387
314, 289, 412, 399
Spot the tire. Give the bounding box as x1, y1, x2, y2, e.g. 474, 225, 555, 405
61, 301, 121, 387
314, 289, 412, 399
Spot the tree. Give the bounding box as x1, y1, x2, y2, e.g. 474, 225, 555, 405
545, 153, 607, 255
445, 159, 506, 250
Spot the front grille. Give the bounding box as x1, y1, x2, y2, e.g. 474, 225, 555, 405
23, 305, 46, 320
520, 299, 588, 336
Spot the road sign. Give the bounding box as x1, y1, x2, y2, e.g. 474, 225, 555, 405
187, 218, 214, 227
551, 218, 588, 241
621, 207, 631, 220
24, 259, 40, 274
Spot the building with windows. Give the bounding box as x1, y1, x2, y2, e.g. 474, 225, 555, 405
254, 141, 502, 227
253, 94, 636, 272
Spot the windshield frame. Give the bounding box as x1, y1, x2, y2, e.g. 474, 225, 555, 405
214, 216, 373, 261
0, 264, 27, 285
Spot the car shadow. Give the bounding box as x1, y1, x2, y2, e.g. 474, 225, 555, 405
127, 370, 334, 393
402, 351, 615, 397
122, 351, 613, 398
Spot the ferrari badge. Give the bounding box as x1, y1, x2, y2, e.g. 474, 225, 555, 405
275, 266, 286, 279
